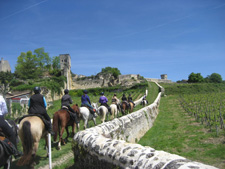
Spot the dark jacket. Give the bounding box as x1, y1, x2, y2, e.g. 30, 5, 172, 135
61, 94, 73, 107
28, 93, 47, 115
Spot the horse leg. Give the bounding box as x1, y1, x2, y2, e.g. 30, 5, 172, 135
65, 126, 69, 143
4, 156, 11, 169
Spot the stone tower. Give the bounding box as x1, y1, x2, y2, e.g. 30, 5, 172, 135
161, 74, 167, 80
0, 58, 11, 72
60, 54, 72, 89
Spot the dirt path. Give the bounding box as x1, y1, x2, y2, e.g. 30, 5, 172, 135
38, 151, 73, 169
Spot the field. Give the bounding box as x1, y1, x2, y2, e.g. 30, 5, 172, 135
8, 82, 157, 169
139, 83, 225, 169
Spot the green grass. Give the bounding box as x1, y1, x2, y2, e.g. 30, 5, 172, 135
9, 82, 157, 169
138, 95, 225, 169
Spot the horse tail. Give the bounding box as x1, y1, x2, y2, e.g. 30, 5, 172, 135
17, 121, 33, 166
53, 112, 59, 142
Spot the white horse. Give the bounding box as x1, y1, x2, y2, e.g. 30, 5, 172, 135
93, 103, 109, 123
141, 100, 148, 107
110, 104, 118, 119
79, 106, 97, 129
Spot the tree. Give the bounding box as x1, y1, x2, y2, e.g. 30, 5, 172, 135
15, 51, 41, 79
188, 72, 204, 83
101, 67, 121, 78
52, 56, 60, 70
34, 48, 51, 71
0, 71, 14, 97
207, 73, 222, 83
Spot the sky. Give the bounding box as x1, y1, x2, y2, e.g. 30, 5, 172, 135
0, 0, 225, 82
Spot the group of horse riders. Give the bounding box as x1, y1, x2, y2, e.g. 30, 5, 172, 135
0, 86, 147, 160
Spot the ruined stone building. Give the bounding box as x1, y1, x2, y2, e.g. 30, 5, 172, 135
0, 58, 11, 72
60, 54, 72, 89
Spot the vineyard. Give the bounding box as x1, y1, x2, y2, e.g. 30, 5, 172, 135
178, 92, 225, 136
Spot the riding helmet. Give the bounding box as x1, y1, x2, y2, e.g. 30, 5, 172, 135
34, 86, 41, 94
101, 92, 104, 95
83, 90, 88, 94
64, 89, 69, 94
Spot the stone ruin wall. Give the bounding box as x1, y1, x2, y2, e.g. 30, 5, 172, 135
71, 83, 217, 169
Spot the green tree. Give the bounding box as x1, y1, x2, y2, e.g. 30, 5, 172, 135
15, 50, 41, 79
0, 71, 14, 97
52, 56, 60, 70
208, 73, 222, 83
101, 67, 121, 78
34, 47, 51, 71
188, 72, 204, 83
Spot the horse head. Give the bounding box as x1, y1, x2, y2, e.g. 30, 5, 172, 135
72, 104, 81, 118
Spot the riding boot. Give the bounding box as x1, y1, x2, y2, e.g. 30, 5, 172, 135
90, 108, 97, 118
71, 113, 79, 125
46, 120, 54, 135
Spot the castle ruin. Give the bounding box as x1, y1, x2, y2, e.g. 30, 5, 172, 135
60, 54, 72, 89
0, 58, 11, 72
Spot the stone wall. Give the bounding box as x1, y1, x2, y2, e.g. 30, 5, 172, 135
71, 83, 217, 169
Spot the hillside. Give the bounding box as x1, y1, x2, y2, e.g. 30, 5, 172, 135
139, 83, 225, 169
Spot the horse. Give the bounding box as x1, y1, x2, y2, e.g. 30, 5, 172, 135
141, 100, 148, 107
110, 104, 118, 119
0, 119, 19, 169
17, 116, 48, 169
95, 104, 110, 123
78, 103, 98, 129
53, 104, 80, 150
121, 101, 134, 115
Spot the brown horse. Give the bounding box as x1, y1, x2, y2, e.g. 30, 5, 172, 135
53, 104, 80, 150
121, 101, 134, 115
17, 116, 48, 169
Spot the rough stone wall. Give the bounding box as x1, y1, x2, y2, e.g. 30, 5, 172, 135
72, 83, 217, 169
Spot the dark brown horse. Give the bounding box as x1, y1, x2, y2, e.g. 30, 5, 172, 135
121, 101, 134, 115
53, 104, 80, 150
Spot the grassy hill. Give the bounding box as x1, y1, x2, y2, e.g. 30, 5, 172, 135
139, 83, 225, 169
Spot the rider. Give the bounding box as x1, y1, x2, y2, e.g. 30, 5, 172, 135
99, 92, 111, 114
28, 87, 54, 135
61, 89, 79, 125
121, 93, 129, 108
142, 94, 148, 104
112, 93, 120, 110
0, 94, 22, 158
81, 90, 97, 117
128, 94, 135, 107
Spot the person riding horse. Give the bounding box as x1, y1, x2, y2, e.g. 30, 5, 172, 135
0, 94, 21, 159
99, 92, 111, 114
81, 90, 97, 117
111, 93, 120, 110
128, 94, 135, 107
61, 89, 79, 125
121, 94, 129, 108
142, 94, 148, 104
28, 86, 54, 134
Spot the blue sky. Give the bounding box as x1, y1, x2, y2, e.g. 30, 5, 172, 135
0, 0, 225, 82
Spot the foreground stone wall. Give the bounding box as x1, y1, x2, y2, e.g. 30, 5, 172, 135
72, 84, 217, 169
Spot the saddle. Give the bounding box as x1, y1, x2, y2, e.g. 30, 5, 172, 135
18, 114, 49, 129
0, 137, 17, 156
